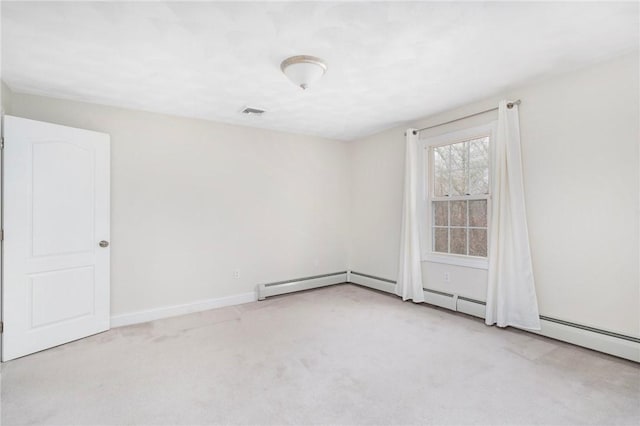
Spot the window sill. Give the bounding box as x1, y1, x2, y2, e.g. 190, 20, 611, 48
423, 254, 489, 270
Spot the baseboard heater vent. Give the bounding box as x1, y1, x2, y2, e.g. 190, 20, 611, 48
347, 271, 639, 362
258, 271, 348, 300
258, 270, 638, 361
423, 288, 456, 310
537, 316, 640, 344
456, 296, 487, 319
348, 271, 396, 294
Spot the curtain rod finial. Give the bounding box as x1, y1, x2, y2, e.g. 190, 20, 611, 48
507, 99, 521, 109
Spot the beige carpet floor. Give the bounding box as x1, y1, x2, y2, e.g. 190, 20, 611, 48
1, 284, 639, 425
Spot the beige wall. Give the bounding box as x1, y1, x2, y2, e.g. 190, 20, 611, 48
7, 94, 350, 316
348, 52, 640, 336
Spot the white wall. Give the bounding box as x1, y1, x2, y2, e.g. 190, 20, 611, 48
7, 93, 350, 317
348, 52, 639, 337
3, 53, 638, 339
1, 82, 12, 115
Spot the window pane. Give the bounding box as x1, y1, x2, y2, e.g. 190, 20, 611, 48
434, 228, 448, 253
433, 201, 448, 226
450, 168, 467, 196
450, 141, 468, 170
433, 146, 449, 196
469, 137, 489, 195
434, 167, 449, 197
469, 228, 487, 257
450, 200, 467, 226
469, 200, 487, 227
450, 228, 467, 255
469, 137, 489, 169
468, 167, 489, 195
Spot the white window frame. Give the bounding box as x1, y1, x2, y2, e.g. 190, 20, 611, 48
417, 122, 497, 270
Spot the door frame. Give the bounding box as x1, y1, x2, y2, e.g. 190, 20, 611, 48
1, 109, 6, 359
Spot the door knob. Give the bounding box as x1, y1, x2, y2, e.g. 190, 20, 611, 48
99, 240, 109, 248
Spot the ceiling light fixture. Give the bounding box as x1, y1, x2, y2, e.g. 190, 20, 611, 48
280, 55, 327, 90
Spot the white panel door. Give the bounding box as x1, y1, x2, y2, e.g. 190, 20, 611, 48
3, 115, 110, 361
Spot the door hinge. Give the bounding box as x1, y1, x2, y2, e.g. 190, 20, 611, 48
0, 229, 3, 241
1, 136, 4, 149
0, 322, 4, 333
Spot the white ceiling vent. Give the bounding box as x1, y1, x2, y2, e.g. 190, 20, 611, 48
241, 107, 265, 115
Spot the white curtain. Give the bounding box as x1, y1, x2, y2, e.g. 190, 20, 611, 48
486, 101, 541, 330
396, 129, 425, 303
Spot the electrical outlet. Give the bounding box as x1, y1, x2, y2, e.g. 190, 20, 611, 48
233, 270, 240, 279
444, 272, 450, 283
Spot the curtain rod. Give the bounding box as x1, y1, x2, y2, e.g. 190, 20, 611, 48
412, 100, 521, 135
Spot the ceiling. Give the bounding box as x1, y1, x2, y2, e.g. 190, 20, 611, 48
2, 1, 638, 141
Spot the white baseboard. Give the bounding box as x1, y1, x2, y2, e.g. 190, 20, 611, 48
110, 270, 639, 362
258, 272, 347, 300
347, 270, 640, 363
112, 271, 349, 327
110, 291, 257, 328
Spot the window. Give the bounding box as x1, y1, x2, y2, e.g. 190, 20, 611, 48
419, 123, 496, 269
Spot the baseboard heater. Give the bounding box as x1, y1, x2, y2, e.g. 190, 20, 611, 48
348, 271, 640, 363
257, 271, 348, 300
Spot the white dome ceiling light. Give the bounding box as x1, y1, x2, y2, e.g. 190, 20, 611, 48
280, 55, 327, 90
